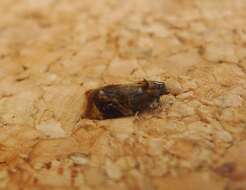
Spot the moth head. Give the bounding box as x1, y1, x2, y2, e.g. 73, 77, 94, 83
141, 80, 168, 97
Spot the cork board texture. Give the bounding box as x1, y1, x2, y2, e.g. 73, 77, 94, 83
0, 0, 246, 189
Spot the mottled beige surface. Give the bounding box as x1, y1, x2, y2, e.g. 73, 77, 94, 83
0, 0, 246, 189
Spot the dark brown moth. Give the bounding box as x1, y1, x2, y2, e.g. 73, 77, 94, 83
84, 80, 168, 120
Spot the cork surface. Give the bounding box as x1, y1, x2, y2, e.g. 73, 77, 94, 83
0, 0, 246, 189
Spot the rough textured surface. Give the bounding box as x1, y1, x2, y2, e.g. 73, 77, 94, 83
0, 0, 246, 189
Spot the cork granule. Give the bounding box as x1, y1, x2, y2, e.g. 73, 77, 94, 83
0, 0, 246, 189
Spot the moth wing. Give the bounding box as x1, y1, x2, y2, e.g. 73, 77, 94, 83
95, 95, 133, 118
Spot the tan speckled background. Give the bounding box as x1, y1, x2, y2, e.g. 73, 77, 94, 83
0, 0, 246, 189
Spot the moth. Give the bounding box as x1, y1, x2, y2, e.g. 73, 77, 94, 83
84, 80, 168, 120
